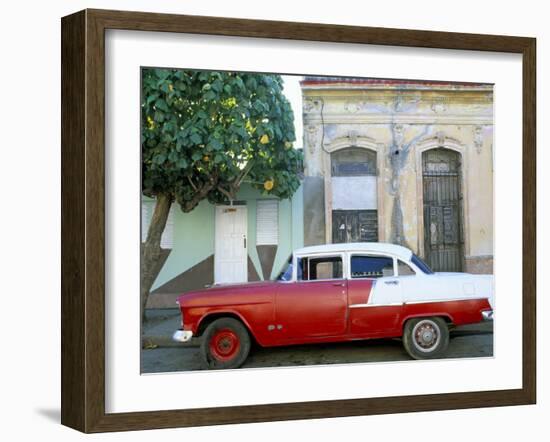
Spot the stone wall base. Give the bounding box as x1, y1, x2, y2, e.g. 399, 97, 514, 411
303, 176, 326, 246
465, 255, 493, 274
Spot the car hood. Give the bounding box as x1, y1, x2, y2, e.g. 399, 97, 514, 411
176, 280, 278, 307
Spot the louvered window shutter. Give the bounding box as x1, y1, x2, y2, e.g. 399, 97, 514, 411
256, 200, 279, 245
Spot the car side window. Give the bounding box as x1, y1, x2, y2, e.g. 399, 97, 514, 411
297, 256, 343, 281
350, 255, 394, 278
397, 260, 416, 276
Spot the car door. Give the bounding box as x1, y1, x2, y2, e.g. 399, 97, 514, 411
347, 254, 403, 336
274, 254, 348, 341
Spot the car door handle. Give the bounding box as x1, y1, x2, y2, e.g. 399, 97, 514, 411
332, 282, 346, 287
384, 280, 399, 285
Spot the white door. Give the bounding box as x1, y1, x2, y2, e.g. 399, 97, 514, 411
215, 206, 248, 283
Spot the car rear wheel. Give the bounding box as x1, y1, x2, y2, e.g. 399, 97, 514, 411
200, 318, 251, 369
403, 317, 449, 360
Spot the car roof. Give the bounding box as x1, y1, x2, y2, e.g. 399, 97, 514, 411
293, 242, 413, 261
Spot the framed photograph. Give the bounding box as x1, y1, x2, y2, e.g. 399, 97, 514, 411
61, 9, 536, 433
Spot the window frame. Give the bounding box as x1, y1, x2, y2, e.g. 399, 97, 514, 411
347, 252, 398, 279
396, 259, 417, 276
293, 252, 346, 282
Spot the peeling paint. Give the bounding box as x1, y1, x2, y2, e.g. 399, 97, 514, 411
387, 120, 432, 248
301, 80, 494, 269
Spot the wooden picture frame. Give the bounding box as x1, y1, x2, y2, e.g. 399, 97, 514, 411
61, 9, 536, 433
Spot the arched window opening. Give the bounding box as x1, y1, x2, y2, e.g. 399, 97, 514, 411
331, 147, 378, 243
331, 147, 377, 177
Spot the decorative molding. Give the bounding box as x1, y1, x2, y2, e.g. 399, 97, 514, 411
394, 94, 404, 112
303, 98, 322, 114
474, 125, 484, 153
417, 132, 465, 151
302, 114, 494, 125
348, 130, 358, 146
431, 97, 448, 113
344, 100, 364, 113
324, 134, 381, 154
305, 124, 320, 154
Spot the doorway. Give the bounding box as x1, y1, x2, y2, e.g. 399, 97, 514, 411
422, 148, 464, 271
214, 205, 248, 283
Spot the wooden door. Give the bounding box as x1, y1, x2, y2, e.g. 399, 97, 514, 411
214, 206, 248, 283
332, 210, 378, 243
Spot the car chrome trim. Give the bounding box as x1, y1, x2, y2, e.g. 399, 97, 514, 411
482, 309, 494, 321
404, 297, 489, 305
349, 297, 490, 309
349, 302, 403, 308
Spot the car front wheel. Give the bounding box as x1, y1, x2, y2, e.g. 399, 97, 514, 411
200, 318, 251, 369
403, 317, 449, 360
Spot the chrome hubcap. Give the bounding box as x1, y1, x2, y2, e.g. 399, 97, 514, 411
412, 320, 440, 353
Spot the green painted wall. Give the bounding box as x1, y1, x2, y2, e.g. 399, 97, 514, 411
146, 182, 304, 289
151, 200, 215, 291
269, 183, 304, 279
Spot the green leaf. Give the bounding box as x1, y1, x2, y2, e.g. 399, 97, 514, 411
211, 79, 223, 92
209, 138, 223, 150
146, 93, 159, 106
190, 133, 202, 144
154, 99, 169, 112
154, 110, 164, 123
154, 69, 170, 80
203, 90, 216, 101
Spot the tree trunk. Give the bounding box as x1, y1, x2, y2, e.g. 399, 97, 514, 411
141, 193, 172, 323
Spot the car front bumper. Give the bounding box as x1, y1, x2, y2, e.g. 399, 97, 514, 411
172, 329, 194, 343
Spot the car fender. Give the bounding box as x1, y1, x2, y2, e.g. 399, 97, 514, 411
195, 308, 266, 345
400, 311, 454, 330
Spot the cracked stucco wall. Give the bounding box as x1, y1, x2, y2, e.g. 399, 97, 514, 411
301, 81, 494, 271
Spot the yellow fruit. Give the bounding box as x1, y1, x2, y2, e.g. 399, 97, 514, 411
203, 155, 210, 162
285, 141, 292, 149
168, 84, 174, 92
264, 179, 274, 191
260, 134, 269, 144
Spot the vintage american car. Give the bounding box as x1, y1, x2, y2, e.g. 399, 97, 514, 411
173, 242, 494, 369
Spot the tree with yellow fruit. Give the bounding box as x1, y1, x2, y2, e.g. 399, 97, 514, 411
140, 68, 302, 322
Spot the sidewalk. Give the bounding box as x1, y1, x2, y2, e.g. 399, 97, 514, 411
141, 308, 493, 349
142, 308, 201, 348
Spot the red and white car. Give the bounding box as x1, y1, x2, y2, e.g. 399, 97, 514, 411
173, 243, 494, 369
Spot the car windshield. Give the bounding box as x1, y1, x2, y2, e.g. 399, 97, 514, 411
411, 254, 434, 274
276, 256, 293, 281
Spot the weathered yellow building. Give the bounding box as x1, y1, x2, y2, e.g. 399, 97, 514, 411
301, 77, 493, 274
